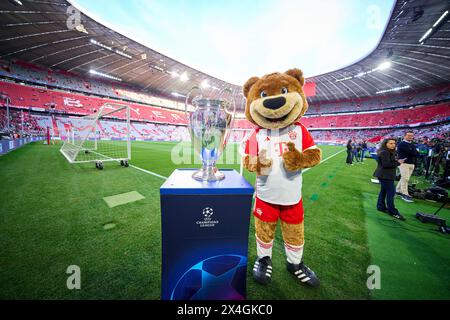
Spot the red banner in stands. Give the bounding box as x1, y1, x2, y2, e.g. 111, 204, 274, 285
303, 82, 316, 97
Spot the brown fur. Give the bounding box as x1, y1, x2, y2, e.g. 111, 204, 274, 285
281, 221, 304, 246
255, 216, 277, 243
284, 69, 305, 86
243, 76, 259, 98
243, 151, 272, 175
243, 69, 308, 128
282, 142, 322, 172
255, 218, 305, 247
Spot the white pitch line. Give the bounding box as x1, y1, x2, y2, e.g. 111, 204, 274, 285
303, 148, 346, 173
86, 149, 168, 180
129, 164, 168, 180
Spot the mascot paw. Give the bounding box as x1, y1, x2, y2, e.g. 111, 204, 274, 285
253, 256, 272, 285
258, 149, 272, 167
258, 149, 272, 175
282, 142, 303, 171
243, 155, 258, 172
287, 261, 320, 288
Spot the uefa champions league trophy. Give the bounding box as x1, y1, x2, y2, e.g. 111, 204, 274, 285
185, 86, 236, 181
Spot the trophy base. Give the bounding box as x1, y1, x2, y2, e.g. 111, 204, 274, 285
192, 167, 225, 182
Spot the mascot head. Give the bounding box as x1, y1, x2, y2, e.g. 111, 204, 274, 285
243, 68, 308, 130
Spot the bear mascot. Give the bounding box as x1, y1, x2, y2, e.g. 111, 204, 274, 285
242, 68, 322, 287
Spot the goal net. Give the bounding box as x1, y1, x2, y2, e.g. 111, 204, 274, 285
60, 103, 131, 164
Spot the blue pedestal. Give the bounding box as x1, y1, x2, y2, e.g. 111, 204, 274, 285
160, 169, 254, 300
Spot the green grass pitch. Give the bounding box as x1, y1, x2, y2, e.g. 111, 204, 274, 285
0, 141, 448, 299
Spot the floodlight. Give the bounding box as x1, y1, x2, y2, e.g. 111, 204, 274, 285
377, 61, 391, 70
179, 72, 189, 82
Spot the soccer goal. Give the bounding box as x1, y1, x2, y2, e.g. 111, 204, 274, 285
60, 103, 131, 170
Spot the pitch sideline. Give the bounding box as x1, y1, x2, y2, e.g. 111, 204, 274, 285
129, 164, 168, 180
303, 148, 346, 174
129, 147, 346, 180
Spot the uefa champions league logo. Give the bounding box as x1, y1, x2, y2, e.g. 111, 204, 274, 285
196, 207, 219, 228
202, 207, 214, 218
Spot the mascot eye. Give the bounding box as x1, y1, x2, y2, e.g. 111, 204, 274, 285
281, 87, 288, 94
260, 91, 267, 98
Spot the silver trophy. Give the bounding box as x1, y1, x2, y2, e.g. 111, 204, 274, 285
185, 86, 236, 181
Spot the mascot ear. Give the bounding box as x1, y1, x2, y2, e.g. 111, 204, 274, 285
243, 76, 259, 98
285, 68, 305, 87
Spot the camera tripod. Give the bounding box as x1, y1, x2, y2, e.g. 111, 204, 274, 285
416, 197, 449, 234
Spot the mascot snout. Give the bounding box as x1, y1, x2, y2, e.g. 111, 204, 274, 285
263, 96, 286, 110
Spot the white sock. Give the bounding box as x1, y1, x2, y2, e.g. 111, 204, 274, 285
256, 235, 273, 259
284, 242, 304, 265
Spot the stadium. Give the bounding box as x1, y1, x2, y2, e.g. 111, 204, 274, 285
0, 0, 449, 302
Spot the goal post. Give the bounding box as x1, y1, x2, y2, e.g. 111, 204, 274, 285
60, 103, 131, 166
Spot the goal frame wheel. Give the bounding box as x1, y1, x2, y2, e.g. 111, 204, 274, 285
96, 161, 103, 170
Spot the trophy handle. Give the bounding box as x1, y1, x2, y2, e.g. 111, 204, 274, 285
184, 86, 202, 122
219, 88, 236, 147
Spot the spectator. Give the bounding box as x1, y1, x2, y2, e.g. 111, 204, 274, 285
396, 131, 419, 203
356, 141, 362, 163
373, 138, 406, 220
360, 140, 368, 162
346, 139, 353, 165
352, 140, 360, 163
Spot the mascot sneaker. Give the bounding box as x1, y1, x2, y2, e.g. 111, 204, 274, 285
287, 261, 320, 288
253, 256, 272, 285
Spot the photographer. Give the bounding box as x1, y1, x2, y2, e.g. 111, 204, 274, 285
430, 140, 445, 176
396, 132, 419, 203
416, 139, 430, 175
374, 138, 406, 221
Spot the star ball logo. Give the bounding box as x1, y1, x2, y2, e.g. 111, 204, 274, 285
196, 207, 219, 228
203, 207, 213, 218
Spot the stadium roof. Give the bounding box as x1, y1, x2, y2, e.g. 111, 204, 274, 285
0, 0, 449, 110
